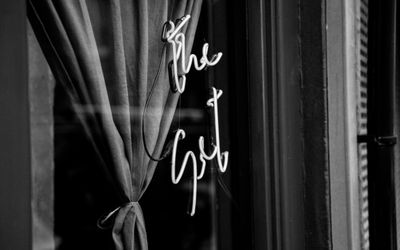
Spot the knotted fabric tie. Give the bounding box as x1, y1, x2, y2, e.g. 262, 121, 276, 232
98, 202, 148, 250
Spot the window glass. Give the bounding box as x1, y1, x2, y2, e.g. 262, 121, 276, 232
30, 2, 251, 250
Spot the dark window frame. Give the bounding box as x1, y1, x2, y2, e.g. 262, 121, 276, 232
216, 0, 330, 249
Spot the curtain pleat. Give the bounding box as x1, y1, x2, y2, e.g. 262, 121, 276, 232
28, 0, 203, 249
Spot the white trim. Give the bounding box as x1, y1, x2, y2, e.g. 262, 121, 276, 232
327, 0, 361, 249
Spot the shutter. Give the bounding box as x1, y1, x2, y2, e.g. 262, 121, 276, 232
357, 0, 369, 249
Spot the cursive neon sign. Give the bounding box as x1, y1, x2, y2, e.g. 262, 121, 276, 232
171, 87, 229, 216
164, 15, 228, 216
164, 15, 223, 93
199, 87, 229, 173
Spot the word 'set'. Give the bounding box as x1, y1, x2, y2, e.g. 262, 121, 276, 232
171, 88, 229, 216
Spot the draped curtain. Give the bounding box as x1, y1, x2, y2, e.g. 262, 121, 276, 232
27, 0, 203, 249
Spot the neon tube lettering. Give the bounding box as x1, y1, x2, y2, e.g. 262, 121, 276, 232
199, 87, 229, 173
171, 129, 199, 216
170, 88, 229, 216
165, 15, 223, 93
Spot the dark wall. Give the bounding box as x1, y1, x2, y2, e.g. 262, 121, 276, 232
368, 0, 398, 249
0, 1, 31, 249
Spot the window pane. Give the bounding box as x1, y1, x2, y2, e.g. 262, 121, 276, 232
29, 1, 249, 250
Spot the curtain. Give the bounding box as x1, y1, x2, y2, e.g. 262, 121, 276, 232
27, 0, 203, 249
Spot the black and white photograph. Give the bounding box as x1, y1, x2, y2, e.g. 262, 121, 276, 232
0, 0, 398, 249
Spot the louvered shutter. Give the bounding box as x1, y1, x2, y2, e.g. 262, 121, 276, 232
357, 0, 370, 249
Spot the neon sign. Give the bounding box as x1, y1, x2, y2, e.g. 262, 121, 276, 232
164, 15, 228, 216
164, 15, 223, 93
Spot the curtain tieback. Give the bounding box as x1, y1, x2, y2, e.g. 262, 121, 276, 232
97, 201, 139, 229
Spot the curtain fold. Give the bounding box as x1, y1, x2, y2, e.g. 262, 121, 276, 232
28, 0, 203, 249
